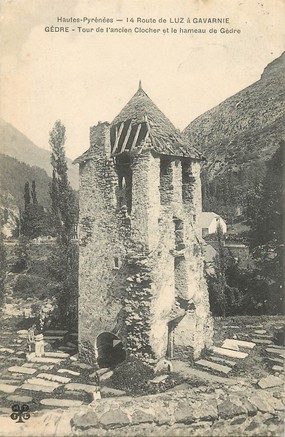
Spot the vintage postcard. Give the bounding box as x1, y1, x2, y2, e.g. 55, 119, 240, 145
0, 0, 284, 436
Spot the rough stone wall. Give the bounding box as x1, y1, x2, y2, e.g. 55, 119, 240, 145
77, 124, 212, 362
78, 124, 126, 358
147, 155, 213, 360
131, 151, 160, 251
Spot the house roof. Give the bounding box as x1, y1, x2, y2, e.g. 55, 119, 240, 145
111, 84, 202, 159
197, 212, 224, 228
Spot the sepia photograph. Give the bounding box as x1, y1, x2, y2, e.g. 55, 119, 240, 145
0, 0, 284, 435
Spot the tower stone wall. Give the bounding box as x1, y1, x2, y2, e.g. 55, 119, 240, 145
75, 89, 213, 365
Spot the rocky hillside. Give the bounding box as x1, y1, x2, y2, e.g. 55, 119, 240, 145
0, 118, 78, 189
183, 52, 285, 222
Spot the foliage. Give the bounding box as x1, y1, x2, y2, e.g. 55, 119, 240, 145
49, 120, 77, 242
0, 230, 7, 306
108, 356, 154, 395
201, 161, 266, 224
48, 120, 79, 327
207, 225, 238, 317
13, 274, 53, 300
12, 236, 30, 273
0, 154, 52, 209
30, 298, 57, 333
21, 181, 53, 239
48, 241, 79, 325
247, 142, 284, 313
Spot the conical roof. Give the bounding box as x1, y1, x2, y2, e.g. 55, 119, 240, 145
111, 85, 201, 159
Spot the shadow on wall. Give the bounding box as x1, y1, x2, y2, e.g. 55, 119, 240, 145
96, 332, 126, 368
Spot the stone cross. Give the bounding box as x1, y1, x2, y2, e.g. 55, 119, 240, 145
35, 333, 44, 357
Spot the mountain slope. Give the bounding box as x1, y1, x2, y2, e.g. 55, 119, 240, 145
184, 52, 285, 176
0, 118, 78, 188
183, 52, 285, 222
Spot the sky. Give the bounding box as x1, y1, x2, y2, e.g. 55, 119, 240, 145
0, 0, 284, 159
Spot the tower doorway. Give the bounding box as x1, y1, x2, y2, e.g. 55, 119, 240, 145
95, 332, 126, 368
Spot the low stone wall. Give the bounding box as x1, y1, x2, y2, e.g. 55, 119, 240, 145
71, 387, 284, 433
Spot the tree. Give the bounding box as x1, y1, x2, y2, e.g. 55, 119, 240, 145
206, 225, 244, 316
49, 121, 76, 243
31, 180, 38, 205
208, 225, 228, 316
48, 120, 78, 327
24, 182, 31, 209
247, 142, 284, 313
21, 181, 48, 239
0, 227, 7, 307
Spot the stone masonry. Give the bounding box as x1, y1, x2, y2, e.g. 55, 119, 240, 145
74, 84, 213, 364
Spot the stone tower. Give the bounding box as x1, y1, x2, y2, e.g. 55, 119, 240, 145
74, 84, 213, 366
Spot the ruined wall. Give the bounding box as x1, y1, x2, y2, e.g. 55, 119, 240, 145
148, 156, 213, 360
78, 124, 126, 359
78, 125, 212, 362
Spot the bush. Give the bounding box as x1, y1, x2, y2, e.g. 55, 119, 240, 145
108, 356, 154, 395
13, 274, 52, 299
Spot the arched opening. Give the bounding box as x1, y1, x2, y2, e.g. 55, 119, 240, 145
96, 332, 126, 368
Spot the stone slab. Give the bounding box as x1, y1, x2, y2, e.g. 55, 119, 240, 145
0, 383, 17, 393
26, 353, 64, 364
149, 374, 168, 384
100, 386, 126, 396
58, 346, 75, 352
44, 351, 70, 359
66, 342, 77, 348
196, 359, 232, 375
8, 366, 37, 375
268, 345, 285, 350
0, 379, 21, 385
221, 340, 239, 351
70, 354, 78, 362
254, 330, 267, 334
258, 375, 284, 389
227, 339, 256, 349
71, 362, 93, 370
7, 395, 33, 403
44, 330, 68, 335
26, 377, 60, 388
252, 338, 273, 345
212, 347, 248, 359
96, 368, 110, 376
37, 373, 71, 384
65, 383, 97, 393
100, 370, 113, 381
0, 347, 14, 354
272, 365, 283, 372
210, 356, 237, 367
40, 398, 83, 407
21, 383, 57, 393
266, 348, 285, 356
268, 357, 284, 365
58, 368, 80, 376
22, 362, 42, 368
17, 330, 29, 336
39, 365, 55, 371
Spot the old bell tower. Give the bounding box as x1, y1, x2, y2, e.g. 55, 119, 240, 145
74, 84, 213, 366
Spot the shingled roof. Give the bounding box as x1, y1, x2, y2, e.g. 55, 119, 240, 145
111, 84, 202, 159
